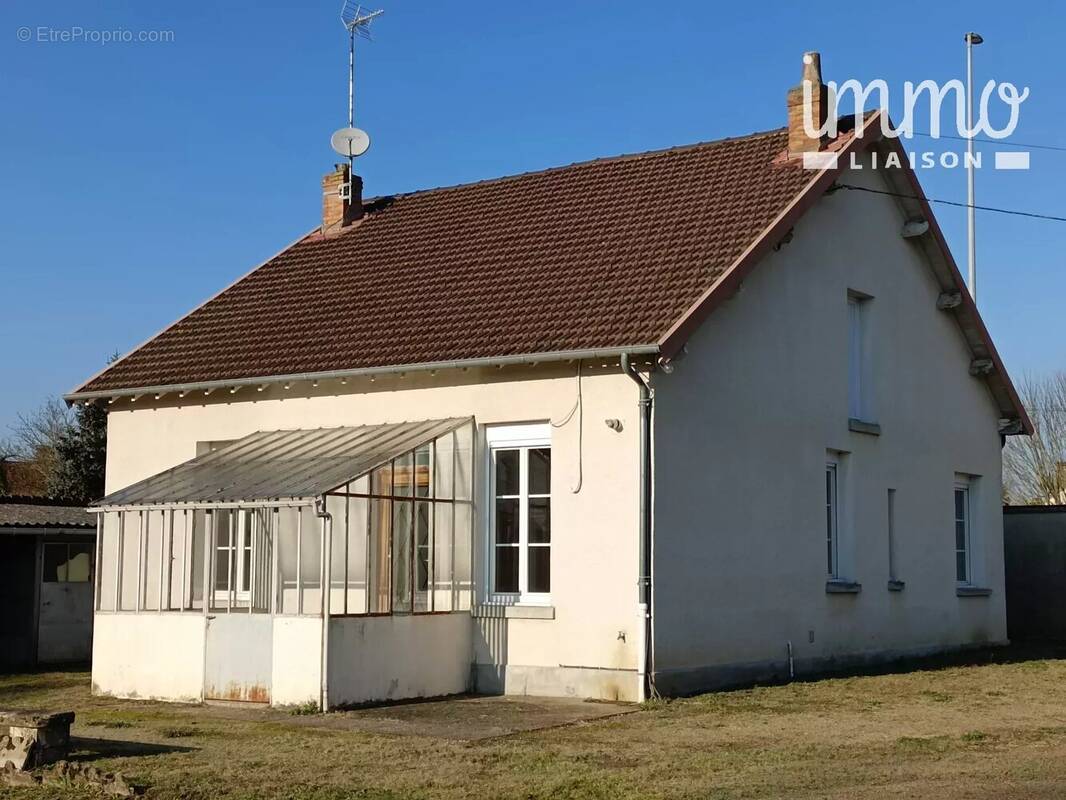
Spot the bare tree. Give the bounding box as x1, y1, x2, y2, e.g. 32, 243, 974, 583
2, 398, 74, 495
1004, 372, 1066, 505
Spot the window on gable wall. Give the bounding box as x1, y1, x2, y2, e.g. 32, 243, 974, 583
954, 480, 971, 584
848, 292, 872, 422
826, 459, 839, 578
488, 424, 552, 602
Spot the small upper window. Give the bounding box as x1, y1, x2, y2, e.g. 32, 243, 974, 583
848, 293, 872, 422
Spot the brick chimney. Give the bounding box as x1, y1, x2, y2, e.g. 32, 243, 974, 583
321, 163, 364, 232
786, 52, 829, 155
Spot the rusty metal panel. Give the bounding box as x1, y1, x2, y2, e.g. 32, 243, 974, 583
203, 613, 273, 703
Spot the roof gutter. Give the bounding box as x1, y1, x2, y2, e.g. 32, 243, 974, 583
64, 346, 661, 404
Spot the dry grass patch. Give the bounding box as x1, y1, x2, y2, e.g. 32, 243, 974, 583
2, 650, 1066, 799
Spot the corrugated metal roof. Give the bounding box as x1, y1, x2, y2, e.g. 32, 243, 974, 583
94, 418, 470, 509
0, 499, 95, 529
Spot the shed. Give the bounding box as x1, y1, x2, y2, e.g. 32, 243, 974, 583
0, 498, 96, 670
1003, 505, 1066, 642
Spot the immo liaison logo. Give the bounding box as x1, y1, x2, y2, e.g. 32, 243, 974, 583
799, 55, 1031, 172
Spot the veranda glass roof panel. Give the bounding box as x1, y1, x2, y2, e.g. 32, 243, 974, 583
94, 418, 471, 509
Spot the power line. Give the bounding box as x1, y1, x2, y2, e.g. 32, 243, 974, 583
911, 131, 1066, 154
834, 183, 1066, 224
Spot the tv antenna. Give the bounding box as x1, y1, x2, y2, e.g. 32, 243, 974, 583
332, 2, 383, 174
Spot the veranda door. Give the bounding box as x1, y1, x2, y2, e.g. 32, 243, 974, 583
204, 509, 273, 703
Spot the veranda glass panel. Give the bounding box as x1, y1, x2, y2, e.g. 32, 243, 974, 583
97, 512, 120, 611
326, 493, 348, 613
415, 501, 431, 612
277, 507, 301, 614
454, 423, 474, 502
188, 510, 207, 610
433, 502, 453, 612
433, 432, 454, 500
345, 490, 369, 615
119, 512, 141, 611
453, 501, 473, 610
394, 453, 414, 497
299, 506, 322, 613
392, 500, 413, 613
369, 498, 391, 613
143, 510, 165, 610
415, 445, 432, 498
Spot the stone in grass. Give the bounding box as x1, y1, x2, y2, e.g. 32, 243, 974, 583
2, 760, 140, 797
40, 760, 141, 797
0, 710, 75, 770
2, 762, 41, 787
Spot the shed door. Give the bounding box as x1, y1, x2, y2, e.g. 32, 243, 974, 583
204, 613, 273, 703
38, 541, 94, 664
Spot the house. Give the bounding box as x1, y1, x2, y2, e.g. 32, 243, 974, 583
0, 497, 96, 671
66, 52, 1031, 708
1003, 505, 1066, 642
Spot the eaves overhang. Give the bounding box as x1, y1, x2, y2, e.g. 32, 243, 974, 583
64, 345, 662, 405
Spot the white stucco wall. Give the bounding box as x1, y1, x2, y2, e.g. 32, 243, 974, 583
271, 616, 323, 706
650, 156, 1009, 692
102, 367, 643, 702
92, 613, 205, 702
328, 614, 472, 705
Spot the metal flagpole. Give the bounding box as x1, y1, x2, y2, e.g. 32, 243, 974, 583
965, 32, 983, 303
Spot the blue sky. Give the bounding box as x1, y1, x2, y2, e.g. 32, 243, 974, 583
1, 0, 1063, 431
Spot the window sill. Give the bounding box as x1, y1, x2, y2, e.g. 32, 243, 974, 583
472, 604, 555, 620
848, 418, 881, 436
956, 586, 992, 597
826, 580, 862, 594
887, 579, 906, 592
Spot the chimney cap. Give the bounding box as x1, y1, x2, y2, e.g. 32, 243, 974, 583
801, 52, 823, 85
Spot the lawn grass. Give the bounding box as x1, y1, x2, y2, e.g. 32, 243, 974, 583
3, 651, 1066, 799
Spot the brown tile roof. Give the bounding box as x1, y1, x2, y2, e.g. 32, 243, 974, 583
0, 497, 94, 529
75, 127, 817, 394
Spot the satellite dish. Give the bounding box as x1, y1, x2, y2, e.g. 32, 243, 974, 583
331, 127, 371, 158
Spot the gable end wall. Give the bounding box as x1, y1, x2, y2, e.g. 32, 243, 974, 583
650, 155, 1007, 693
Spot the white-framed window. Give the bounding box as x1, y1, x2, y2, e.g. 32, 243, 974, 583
826, 459, 839, 578
214, 509, 257, 602
847, 292, 872, 421
954, 480, 971, 585
486, 424, 551, 603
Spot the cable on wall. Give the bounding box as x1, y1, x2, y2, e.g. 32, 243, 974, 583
551, 361, 584, 494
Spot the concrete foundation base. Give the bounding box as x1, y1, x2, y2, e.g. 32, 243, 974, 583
652, 640, 1010, 696
473, 663, 640, 702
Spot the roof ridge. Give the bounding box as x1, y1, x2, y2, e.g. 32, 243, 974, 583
366, 126, 789, 205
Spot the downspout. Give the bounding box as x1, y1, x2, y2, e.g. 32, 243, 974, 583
620, 352, 654, 701
316, 498, 333, 711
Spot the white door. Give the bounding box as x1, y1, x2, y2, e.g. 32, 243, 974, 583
204, 509, 274, 703
204, 613, 273, 703
37, 540, 94, 664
